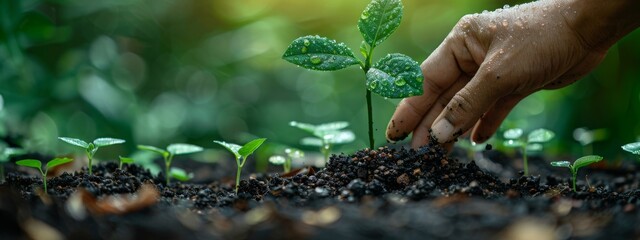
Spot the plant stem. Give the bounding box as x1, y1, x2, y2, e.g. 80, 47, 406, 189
0, 165, 4, 183
165, 154, 173, 186
572, 169, 577, 192
43, 176, 48, 193
88, 156, 93, 175
362, 47, 375, 149
235, 166, 241, 194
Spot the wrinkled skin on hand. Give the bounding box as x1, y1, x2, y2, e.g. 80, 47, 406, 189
386, 0, 612, 149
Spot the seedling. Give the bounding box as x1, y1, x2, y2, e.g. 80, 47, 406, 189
503, 128, 555, 176
550, 155, 603, 192
137, 143, 203, 185
169, 167, 194, 182
269, 148, 305, 173
0, 145, 26, 182
58, 137, 125, 175
118, 156, 134, 170
621, 141, 640, 161
290, 121, 355, 164
15, 157, 73, 193
213, 138, 266, 194
283, 0, 424, 149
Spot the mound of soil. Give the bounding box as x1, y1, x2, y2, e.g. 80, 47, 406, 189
1, 143, 639, 239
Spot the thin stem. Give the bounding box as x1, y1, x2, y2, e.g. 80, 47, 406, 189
361, 46, 375, 149
43, 177, 47, 193
165, 154, 173, 186
572, 169, 577, 192
235, 164, 242, 194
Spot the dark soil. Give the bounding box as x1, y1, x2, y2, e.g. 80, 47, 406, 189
1, 143, 639, 239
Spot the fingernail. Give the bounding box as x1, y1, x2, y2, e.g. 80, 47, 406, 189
432, 119, 454, 143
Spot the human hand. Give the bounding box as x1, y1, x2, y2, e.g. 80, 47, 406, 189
386, 0, 639, 149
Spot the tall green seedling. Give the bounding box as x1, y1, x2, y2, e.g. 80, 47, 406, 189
290, 121, 355, 164
15, 157, 73, 193
58, 137, 125, 174
550, 155, 603, 192
503, 128, 555, 176
283, 0, 424, 149
214, 138, 266, 194
137, 143, 203, 185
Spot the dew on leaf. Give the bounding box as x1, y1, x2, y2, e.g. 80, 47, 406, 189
301, 46, 308, 53
303, 39, 311, 46
394, 78, 406, 86
310, 56, 323, 65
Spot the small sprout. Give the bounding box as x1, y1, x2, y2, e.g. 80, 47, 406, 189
550, 155, 603, 192
58, 137, 125, 175
621, 142, 640, 162
290, 121, 355, 164
0, 145, 26, 182
16, 157, 74, 193
503, 128, 555, 176
269, 148, 305, 173
118, 156, 134, 170
214, 138, 267, 194
169, 167, 194, 182
137, 143, 203, 185
283, 0, 424, 149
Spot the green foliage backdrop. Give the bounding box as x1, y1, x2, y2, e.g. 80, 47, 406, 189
1, 0, 639, 161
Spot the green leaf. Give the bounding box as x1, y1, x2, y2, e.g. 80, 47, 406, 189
527, 128, 555, 143
16, 159, 42, 170
324, 130, 356, 145
93, 138, 125, 147
58, 137, 89, 148
285, 148, 304, 158
314, 121, 349, 137
358, 0, 403, 48
282, 35, 359, 71
137, 145, 168, 156
503, 140, 524, 148
573, 155, 603, 170
366, 53, 423, 98
119, 156, 134, 164
239, 138, 267, 159
301, 137, 323, 147
213, 141, 242, 160
46, 157, 73, 169
621, 142, 640, 155
170, 167, 193, 182
268, 155, 286, 165
289, 121, 317, 135
167, 143, 203, 155
359, 41, 368, 59
503, 128, 523, 139
550, 161, 571, 168
526, 143, 543, 152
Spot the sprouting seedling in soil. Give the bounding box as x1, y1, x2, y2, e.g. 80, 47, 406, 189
269, 148, 304, 173
621, 141, 640, 162
15, 157, 73, 193
118, 156, 134, 170
0, 145, 26, 182
550, 155, 603, 192
137, 143, 203, 185
58, 137, 125, 175
213, 138, 266, 194
290, 121, 355, 164
573, 128, 607, 155
503, 128, 555, 176
283, 0, 424, 149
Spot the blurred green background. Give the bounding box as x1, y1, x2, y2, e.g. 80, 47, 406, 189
1, 0, 639, 165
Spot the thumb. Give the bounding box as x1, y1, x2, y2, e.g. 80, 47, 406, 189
430, 69, 511, 143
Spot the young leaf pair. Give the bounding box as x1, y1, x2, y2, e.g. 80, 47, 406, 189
550, 155, 603, 192
214, 138, 266, 194
503, 128, 555, 176
16, 158, 74, 193
59, 137, 125, 175
283, 0, 424, 149
269, 148, 304, 173
290, 121, 354, 164
137, 144, 203, 185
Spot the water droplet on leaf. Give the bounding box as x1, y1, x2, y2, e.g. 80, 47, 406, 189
301, 46, 308, 53
395, 78, 406, 86
310, 56, 323, 65
303, 39, 311, 46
